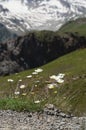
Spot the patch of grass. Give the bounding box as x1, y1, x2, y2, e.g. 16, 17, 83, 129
58, 18, 86, 36
0, 98, 44, 112
56, 78, 86, 116
0, 48, 86, 115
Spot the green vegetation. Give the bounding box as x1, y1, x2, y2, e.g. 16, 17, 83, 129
58, 18, 86, 36
0, 48, 86, 116
0, 18, 86, 115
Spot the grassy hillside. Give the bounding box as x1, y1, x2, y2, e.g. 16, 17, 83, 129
0, 48, 86, 116
58, 18, 86, 36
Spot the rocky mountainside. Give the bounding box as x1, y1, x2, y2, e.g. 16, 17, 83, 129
0, 0, 86, 34
0, 23, 17, 42
0, 31, 86, 76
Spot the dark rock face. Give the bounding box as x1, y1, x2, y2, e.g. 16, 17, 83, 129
0, 32, 86, 76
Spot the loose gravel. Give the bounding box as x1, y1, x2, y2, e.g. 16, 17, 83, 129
0, 106, 86, 130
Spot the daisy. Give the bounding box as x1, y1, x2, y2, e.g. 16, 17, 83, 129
14, 91, 20, 95
35, 68, 43, 73
26, 75, 32, 78
34, 100, 40, 104
20, 84, 26, 89
7, 79, 14, 82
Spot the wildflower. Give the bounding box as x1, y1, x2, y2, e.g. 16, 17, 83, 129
7, 79, 14, 82
32, 72, 38, 75
34, 100, 40, 104
14, 91, 20, 95
35, 80, 40, 83
15, 73, 18, 75
57, 79, 64, 83
35, 68, 43, 73
19, 79, 22, 82
20, 84, 26, 89
50, 75, 59, 81
50, 73, 65, 83
26, 75, 32, 78
57, 73, 65, 79
22, 93, 27, 96
47, 84, 55, 89
54, 91, 57, 94
50, 75, 56, 80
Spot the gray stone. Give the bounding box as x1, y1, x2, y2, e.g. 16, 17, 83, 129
0, 109, 86, 130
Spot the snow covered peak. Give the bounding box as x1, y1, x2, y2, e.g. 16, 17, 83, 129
0, 0, 86, 34
0, 0, 28, 13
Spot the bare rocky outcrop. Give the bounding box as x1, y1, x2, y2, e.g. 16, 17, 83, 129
0, 32, 86, 76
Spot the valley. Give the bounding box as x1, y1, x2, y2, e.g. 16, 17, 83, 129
0, 1, 86, 129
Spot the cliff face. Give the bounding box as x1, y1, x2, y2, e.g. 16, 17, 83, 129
0, 32, 86, 76
0, 23, 17, 42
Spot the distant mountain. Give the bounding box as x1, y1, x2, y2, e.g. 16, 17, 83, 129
0, 0, 86, 34
0, 23, 17, 42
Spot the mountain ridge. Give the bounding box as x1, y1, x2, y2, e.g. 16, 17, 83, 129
0, 0, 86, 34
0, 23, 17, 42
0, 31, 86, 76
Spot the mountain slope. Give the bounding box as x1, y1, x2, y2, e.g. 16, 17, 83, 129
0, 31, 86, 76
58, 18, 86, 36
0, 23, 17, 42
0, 0, 86, 34
0, 48, 86, 115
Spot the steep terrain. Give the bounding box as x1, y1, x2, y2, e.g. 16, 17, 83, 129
0, 48, 86, 116
0, 0, 86, 34
0, 23, 17, 42
58, 18, 86, 36
0, 31, 86, 75
0, 1, 86, 127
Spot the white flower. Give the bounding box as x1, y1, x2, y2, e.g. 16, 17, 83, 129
50, 75, 59, 81
32, 72, 38, 75
57, 79, 64, 83
35, 80, 40, 83
19, 79, 22, 82
7, 79, 14, 82
47, 83, 56, 89
22, 93, 27, 96
14, 91, 20, 95
26, 75, 32, 78
57, 73, 65, 79
50, 73, 65, 83
50, 75, 56, 80
35, 68, 43, 73
34, 100, 40, 104
20, 84, 26, 89
54, 91, 57, 94
15, 73, 18, 75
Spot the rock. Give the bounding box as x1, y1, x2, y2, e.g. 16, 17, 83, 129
60, 112, 66, 118
66, 114, 72, 118
0, 110, 86, 130
0, 32, 86, 76
47, 111, 55, 116
27, 114, 32, 118
45, 104, 55, 110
